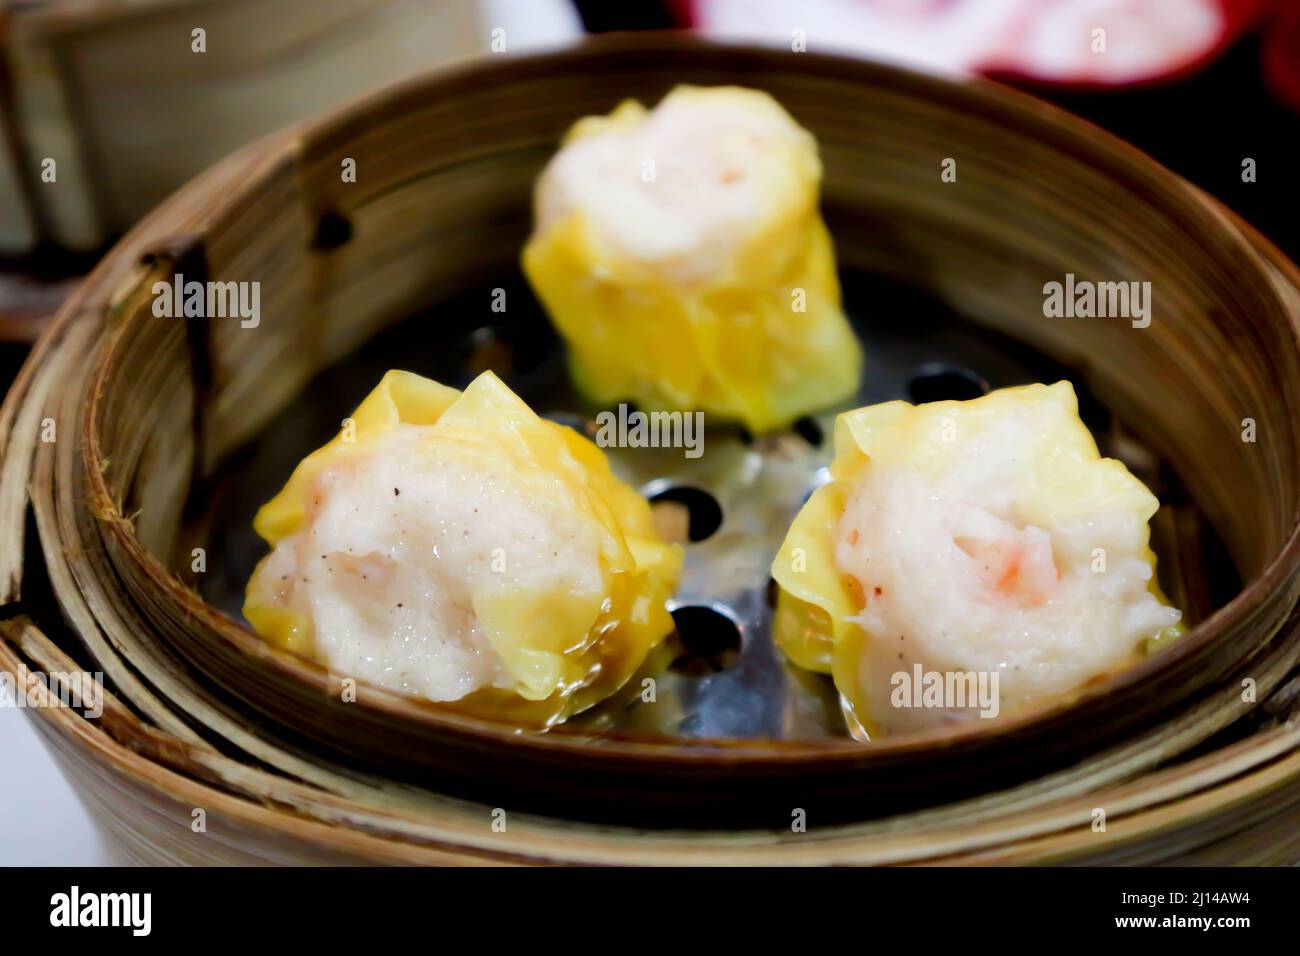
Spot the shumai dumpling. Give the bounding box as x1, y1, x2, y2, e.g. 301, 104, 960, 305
244, 370, 682, 727
522, 85, 861, 434
771, 381, 1182, 737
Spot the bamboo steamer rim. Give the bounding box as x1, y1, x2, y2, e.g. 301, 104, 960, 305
44, 33, 1300, 768
3, 612, 1299, 864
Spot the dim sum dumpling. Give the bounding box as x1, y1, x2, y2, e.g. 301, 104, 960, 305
244, 370, 682, 726
522, 85, 862, 433
771, 381, 1182, 736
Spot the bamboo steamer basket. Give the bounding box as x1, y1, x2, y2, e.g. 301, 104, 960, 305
3, 35, 1300, 862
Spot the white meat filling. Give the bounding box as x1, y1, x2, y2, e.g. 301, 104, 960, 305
534, 87, 814, 283
250, 425, 604, 702
834, 402, 1181, 733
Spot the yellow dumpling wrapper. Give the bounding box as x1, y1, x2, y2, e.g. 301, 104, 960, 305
244, 370, 682, 727
522, 85, 862, 434
770, 381, 1184, 735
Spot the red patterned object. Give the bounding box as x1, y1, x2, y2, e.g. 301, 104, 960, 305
1262, 0, 1300, 110
680, 0, 1272, 89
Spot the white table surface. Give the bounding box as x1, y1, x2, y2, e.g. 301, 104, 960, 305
1, 705, 112, 866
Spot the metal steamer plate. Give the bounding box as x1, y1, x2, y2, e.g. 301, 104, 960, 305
198, 271, 1234, 745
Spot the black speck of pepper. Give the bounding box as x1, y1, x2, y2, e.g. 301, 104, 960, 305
394, 488, 400, 496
